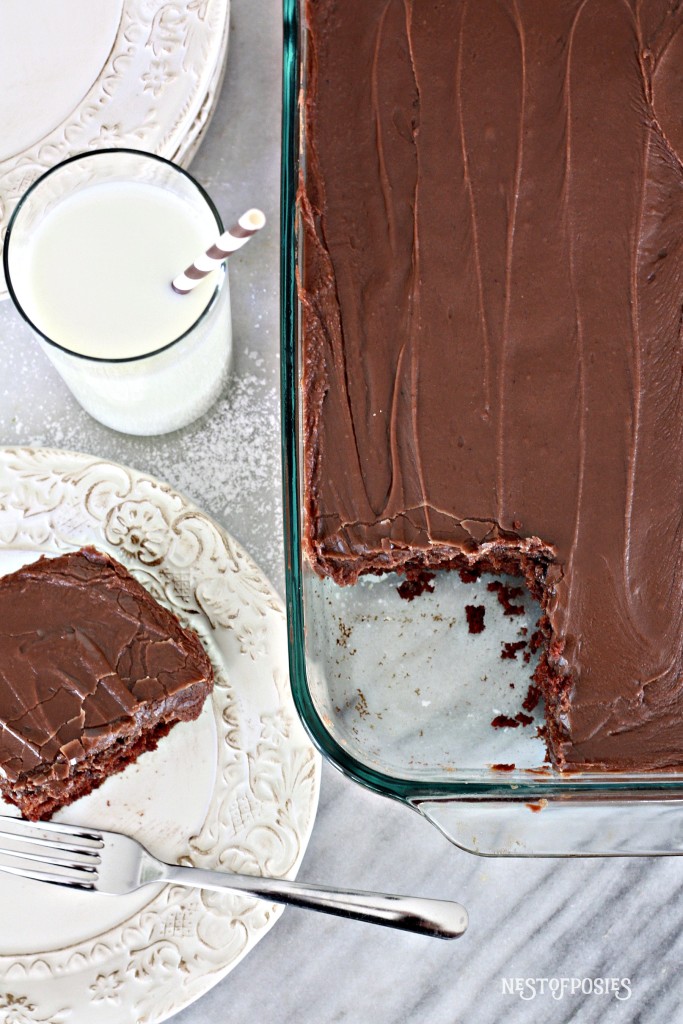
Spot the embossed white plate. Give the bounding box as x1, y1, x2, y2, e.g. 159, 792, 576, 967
0, 0, 230, 298
0, 447, 320, 1024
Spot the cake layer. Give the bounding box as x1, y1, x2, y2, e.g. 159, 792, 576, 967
301, 0, 683, 770
0, 547, 214, 818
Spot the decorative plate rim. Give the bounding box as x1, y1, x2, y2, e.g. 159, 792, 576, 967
0, 0, 231, 299
0, 446, 321, 1024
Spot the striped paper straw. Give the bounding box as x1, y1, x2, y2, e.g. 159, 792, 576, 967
172, 208, 266, 294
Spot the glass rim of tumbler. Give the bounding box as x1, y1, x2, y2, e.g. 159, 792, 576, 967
2, 148, 226, 365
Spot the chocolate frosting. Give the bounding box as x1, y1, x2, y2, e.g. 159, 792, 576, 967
301, 0, 683, 770
0, 548, 213, 783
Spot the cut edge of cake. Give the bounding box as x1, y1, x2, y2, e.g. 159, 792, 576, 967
305, 529, 576, 771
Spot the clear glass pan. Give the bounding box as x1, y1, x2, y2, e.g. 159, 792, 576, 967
280, 0, 683, 857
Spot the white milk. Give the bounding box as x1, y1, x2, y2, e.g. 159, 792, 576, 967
9, 177, 232, 435
18, 182, 218, 359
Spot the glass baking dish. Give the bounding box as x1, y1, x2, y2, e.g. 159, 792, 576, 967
280, 0, 683, 857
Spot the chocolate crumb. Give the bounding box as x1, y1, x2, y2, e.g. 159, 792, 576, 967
355, 689, 369, 718
397, 571, 436, 601
535, 723, 551, 763
515, 711, 534, 727
529, 629, 544, 652
459, 567, 479, 584
501, 640, 527, 660
487, 580, 525, 616
465, 604, 486, 634
491, 714, 520, 728
523, 684, 542, 712
491, 763, 516, 771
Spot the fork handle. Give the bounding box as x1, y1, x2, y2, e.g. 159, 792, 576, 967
162, 865, 468, 939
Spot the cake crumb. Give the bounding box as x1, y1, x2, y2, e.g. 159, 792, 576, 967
465, 604, 486, 634
491, 714, 520, 729
522, 684, 542, 712
487, 580, 525, 616
397, 570, 436, 601
501, 640, 526, 660
459, 567, 479, 583
336, 620, 352, 648
529, 629, 545, 651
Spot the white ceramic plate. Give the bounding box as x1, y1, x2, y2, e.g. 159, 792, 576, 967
0, 0, 230, 297
0, 447, 320, 1024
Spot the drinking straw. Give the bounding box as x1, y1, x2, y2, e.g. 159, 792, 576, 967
172, 208, 266, 294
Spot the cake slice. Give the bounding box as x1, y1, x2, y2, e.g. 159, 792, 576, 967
0, 547, 214, 820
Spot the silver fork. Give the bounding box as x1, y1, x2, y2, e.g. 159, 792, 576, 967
0, 815, 468, 939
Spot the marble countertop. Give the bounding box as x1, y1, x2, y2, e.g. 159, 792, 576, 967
0, 2, 680, 1022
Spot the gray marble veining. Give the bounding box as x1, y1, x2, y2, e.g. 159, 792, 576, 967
0, 2, 680, 1022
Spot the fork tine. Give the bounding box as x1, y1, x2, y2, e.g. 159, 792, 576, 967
0, 860, 95, 890
0, 826, 101, 857
0, 816, 103, 848
0, 816, 104, 888
0, 843, 99, 869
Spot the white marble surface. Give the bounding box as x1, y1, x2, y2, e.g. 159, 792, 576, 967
1, 2, 682, 1022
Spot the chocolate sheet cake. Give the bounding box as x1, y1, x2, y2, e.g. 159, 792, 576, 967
300, 0, 683, 770
0, 547, 213, 819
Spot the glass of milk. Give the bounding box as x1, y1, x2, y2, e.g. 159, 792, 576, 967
3, 149, 232, 435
